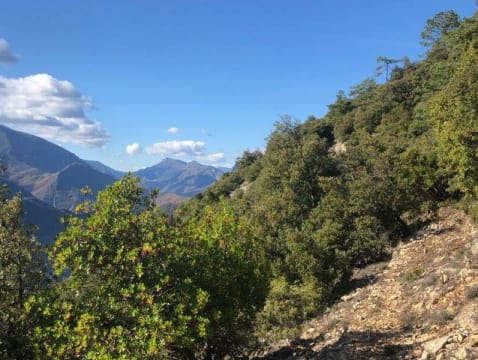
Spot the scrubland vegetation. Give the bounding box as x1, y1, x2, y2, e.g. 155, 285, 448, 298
2, 8, 478, 359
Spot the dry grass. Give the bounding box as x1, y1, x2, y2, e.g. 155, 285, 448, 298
399, 309, 420, 331
425, 307, 456, 328
403, 266, 425, 283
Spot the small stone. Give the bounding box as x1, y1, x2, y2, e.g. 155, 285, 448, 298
420, 350, 430, 360
442, 274, 449, 284
468, 334, 478, 347
413, 348, 422, 357
457, 333, 463, 343
436, 353, 444, 360
423, 335, 449, 355
455, 347, 469, 360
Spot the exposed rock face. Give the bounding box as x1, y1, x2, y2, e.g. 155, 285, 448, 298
257, 208, 478, 359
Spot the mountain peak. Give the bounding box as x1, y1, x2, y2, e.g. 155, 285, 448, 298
0, 124, 81, 173
160, 157, 187, 165
0, 124, 116, 212
133, 158, 224, 196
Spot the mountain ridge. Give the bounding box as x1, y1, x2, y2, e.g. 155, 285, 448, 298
0, 125, 116, 212
84, 160, 125, 179
0, 124, 226, 243
133, 157, 225, 196
86, 156, 228, 197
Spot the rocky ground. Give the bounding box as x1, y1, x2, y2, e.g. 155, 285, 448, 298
257, 208, 478, 359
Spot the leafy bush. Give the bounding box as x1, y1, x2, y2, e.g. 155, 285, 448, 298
28, 176, 269, 358
0, 190, 46, 359
255, 277, 324, 342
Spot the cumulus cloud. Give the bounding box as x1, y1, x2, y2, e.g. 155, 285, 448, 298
0, 39, 18, 64
167, 127, 179, 134
126, 143, 141, 155
144, 139, 226, 165
195, 152, 226, 164
145, 140, 205, 156
0, 73, 110, 147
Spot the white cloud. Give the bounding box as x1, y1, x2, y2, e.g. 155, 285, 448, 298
126, 143, 141, 155
145, 140, 205, 156
0, 73, 110, 147
144, 139, 226, 165
167, 127, 179, 134
0, 39, 18, 64
195, 152, 226, 165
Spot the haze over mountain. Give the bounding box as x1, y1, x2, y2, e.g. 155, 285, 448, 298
0, 124, 226, 243
2, 178, 67, 246
133, 158, 225, 196
0, 125, 116, 212
86, 157, 227, 197
84, 160, 125, 180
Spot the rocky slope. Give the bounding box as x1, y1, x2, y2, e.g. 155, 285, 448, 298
258, 208, 478, 359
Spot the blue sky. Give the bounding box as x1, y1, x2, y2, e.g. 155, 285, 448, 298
0, 1, 476, 171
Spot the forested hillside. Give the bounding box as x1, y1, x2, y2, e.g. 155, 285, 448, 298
184, 7, 478, 342
2, 7, 478, 359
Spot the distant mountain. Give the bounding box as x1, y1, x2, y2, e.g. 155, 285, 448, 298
84, 160, 125, 179
218, 166, 232, 173
0, 125, 225, 242
0, 125, 116, 212
88, 158, 225, 210
133, 158, 225, 196
2, 178, 67, 246
85, 157, 224, 198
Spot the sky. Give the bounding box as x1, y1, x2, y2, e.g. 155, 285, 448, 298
0, 1, 476, 171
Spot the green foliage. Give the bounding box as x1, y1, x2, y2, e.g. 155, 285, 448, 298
0, 189, 46, 359
235, 149, 264, 182
256, 277, 324, 341
190, 9, 478, 343
376, 56, 400, 82
28, 176, 203, 358
328, 91, 355, 141
420, 10, 460, 48
177, 201, 270, 356
28, 176, 268, 358
6, 7, 478, 356
430, 45, 478, 199
248, 116, 336, 237
309, 178, 389, 267
183, 149, 264, 214
404, 267, 425, 282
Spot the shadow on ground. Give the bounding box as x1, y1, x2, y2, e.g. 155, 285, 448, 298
257, 330, 414, 359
